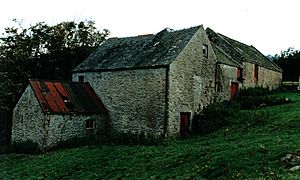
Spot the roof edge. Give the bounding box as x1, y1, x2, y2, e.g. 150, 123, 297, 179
73, 64, 169, 73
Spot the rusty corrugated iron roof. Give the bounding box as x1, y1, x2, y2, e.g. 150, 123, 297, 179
29, 80, 107, 114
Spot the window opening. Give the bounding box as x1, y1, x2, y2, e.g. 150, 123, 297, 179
203, 44, 208, 58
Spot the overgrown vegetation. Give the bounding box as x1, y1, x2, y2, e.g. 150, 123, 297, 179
0, 19, 109, 109
1, 91, 300, 179
192, 87, 289, 135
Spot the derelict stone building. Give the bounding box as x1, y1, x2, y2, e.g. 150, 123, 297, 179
73, 25, 282, 137
12, 25, 282, 145
11, 80, 108, 149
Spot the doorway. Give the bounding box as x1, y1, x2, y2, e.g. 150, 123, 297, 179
180, 112, 190, 137
230, 82, 239, 100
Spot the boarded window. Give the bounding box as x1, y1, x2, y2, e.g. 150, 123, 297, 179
254, 65, 259, 83
203, 44, 208, 58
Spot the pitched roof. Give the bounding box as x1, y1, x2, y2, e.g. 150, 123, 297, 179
211, 43, 242, 68
73, 26, 201, 72
29, 80, 107, 114
206, 28, 282, 72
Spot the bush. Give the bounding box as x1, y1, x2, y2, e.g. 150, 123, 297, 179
236, 87, 288, 109
192, 87, 288, 135
191, 101, 240, 135
11, 140, 40, 154
237, 87, 271, 97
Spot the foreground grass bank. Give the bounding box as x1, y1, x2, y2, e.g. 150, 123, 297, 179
1, 92, 300, 179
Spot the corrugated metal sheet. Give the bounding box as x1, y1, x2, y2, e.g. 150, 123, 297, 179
29, 80, 107, 114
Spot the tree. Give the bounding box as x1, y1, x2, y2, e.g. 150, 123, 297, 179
0, 19, 109, 109
273, 47, 300, 81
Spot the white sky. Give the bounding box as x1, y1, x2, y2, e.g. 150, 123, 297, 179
0, 0, 299, 55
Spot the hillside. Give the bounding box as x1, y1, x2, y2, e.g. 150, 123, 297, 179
1, 92, 300, 179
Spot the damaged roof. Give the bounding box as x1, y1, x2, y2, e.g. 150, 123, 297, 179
206, 28, 282, 72
73, 26, 201, 72
29, 80, 107, 114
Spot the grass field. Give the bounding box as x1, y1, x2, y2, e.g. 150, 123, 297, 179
1, 92, 300, 179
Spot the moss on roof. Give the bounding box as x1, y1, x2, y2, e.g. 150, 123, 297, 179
212, 43, 242, 68
73, 26, 201, 72
206, 28, 282, 72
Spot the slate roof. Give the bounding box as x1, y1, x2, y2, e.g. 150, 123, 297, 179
212, 43, 242, 68
29, 80, 107, 114
73, 26, 201, 72
206, 28, 282, 72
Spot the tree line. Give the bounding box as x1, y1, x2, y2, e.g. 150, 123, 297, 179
271, 48, 300, 82
0, 19, 109, 109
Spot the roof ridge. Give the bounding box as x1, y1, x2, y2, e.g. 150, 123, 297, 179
249, 46, 282, 72
29, 79, 86, 84
211, 42, 242, 67
206, 27, 246, 62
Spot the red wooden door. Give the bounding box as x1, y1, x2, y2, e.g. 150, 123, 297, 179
230, 82, 238, 100
180, 112, 190, 137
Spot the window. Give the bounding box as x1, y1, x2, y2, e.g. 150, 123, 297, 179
215, 82, 221, 92
254, 64, 259, 84
203, 44, 208, 58
215, 64, 221, 92
237, 68, 243, 82
78, 75, 84, 82
63, 97, 75, 110
85, 119, 95, 130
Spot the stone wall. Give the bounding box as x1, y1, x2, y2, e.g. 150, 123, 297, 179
11, 85, 45, 147
73, 68, 167, 136
215, 64, 239, 101
46, 113, 107, 148
242, 62, 282, 89
167, 26, 217, 136
12, 85, 109, 149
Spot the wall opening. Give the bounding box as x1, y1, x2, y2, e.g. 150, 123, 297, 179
203, 44, 208, 58
78, 75, 84, 82
230, 82, 239, 100
180, 112, 191, 137
254, 64, 259, 84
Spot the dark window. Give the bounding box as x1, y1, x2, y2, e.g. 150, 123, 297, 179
215, 82, 221, 92
203, 44, 208, 58
85, 119, 95, 130
254, 65, 259, 83
215, 64, 221, 92
78, 75, 84, 82
180, 112, 191, 137
63, 97, 75, 110
237, 68, 243, 82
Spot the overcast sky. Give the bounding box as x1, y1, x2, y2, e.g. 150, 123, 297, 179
0, 0, 299, 55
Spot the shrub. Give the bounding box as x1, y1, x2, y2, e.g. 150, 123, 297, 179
11, 140, 40, 154
191, 101, 240, 135
236, 87, 288, 109
237, 87, 271, 97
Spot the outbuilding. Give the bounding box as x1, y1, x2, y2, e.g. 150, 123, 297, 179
11, 80, 108, 150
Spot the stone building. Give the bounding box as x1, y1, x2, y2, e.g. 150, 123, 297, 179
73, 25, 282, 137
11, 80, 108, 149
206, 28, 282, 91
12, 25, 283, 142
73, 25, 217, 137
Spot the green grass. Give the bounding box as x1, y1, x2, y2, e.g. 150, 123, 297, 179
2, 92, 300, 179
